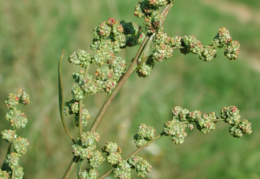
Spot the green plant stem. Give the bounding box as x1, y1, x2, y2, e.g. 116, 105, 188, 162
99, 134, 162, 179
78, 100, 83, 137
58, 50, 76, 144
62, 156, 80, 179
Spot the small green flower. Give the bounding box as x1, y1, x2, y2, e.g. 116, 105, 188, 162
13, 137, 29, 156
88, 150, 104, 168
1, 130, 16, 142
6, 153, 20, 170
113, 160, 131, 179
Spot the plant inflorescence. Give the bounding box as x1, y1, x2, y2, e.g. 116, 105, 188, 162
0, 0, 252, 179
0, 90, 30, 179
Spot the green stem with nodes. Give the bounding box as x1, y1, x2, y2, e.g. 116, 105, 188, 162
99, 134, 162, 179
58, 50, 76, 144
90, 2, 174, 132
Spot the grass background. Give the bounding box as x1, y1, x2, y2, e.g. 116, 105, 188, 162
0, 0, 260, 178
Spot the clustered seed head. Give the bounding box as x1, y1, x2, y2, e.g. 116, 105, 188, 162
134, 0, 172, 33
72, 132, 100, 160
102, 142, 122, 166
11, 166, 24, 179
113, 160, 132, 179
13, 137, 29, 156
137, 27, 240, 78
78, 168, 99, 179
212, 27, 240, 60
163, 119, 187, 144
5, 89, 30, 108
73, 132, 104, 178
1, 90, 30, 179
0, 169, 10, 178
69, 18, 145, 101
163, 105, 252, 144
220, 106, 240, 125
134, 124, 156, 148
220, 106, 252, 138
127, 156, 152, 178
64, 100, 91, 127
1, 129, 16, 142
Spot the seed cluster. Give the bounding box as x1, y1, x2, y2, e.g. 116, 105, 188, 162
1, 89, 30, 179
133, 124, 156, 147
162, 106, 252, 144
220, 106, 252, 137
127, 156, 152, 178
136, 27, 241, 78
134, 0, 174, 33
73, 132, 104, 179
101, 142, 153, 179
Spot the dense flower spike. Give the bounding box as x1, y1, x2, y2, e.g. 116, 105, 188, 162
1, 90, 30, 178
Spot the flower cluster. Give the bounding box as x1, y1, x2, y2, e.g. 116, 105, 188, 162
68, 18, 144, 99
73, 132, 104, 179
163, 106, 252, 144
101, 142, 153, 179
133, 124, 156, 147
136, 27, 240, 78
134, 0, 174, 33
127, 156, 152, 178
220, 106, 252, 137
180, 27, 240, 61
63, 99, 90, 127
78, 168, 99, 179
102, 142, 131, 178
1, 89, 30, 179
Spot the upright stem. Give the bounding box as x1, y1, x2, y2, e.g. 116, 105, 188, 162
99, 134, 162, 179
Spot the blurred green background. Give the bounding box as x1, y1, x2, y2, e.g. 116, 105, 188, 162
0, 0, 260, 178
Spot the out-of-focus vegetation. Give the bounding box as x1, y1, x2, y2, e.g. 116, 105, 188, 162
0, 0, 259, 178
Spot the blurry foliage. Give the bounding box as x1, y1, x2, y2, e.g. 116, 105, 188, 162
0, 0, 259, 178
